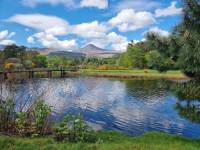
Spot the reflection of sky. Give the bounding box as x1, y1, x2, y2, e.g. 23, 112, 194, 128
2, 77, 200, 138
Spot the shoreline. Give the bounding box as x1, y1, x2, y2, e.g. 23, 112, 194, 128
1, 69, 189, 80
70, 69, 189, 80
0, 132, 199, 150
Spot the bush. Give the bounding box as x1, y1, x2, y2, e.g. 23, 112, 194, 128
0, 99, 16, 134
145, 50, 174, 72
0, 99, 52, 137
32, 100, 52, 136
54, 113, 97, 143
97, 65, 127, 70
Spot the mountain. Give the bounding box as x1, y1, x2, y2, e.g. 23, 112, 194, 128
78, 44, 120, 58
26, 48, 55, 55
48, 51, 85, 59
0, 45, 5, 50
26, 44, 120, 58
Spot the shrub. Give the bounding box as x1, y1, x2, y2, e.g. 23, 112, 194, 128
54, 113, 97, 143
97, 65, 127, 70
32, 100, 52, 136
0, 99, 52, 137
145, 50, 174, 72
0, 99, 16, 134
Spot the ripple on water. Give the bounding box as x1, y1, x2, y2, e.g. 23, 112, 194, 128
2, 77, 200, 138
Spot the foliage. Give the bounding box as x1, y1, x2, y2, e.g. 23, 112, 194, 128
23, 60, 34, 69
32, 100, 52, 136
0, 99, 51, 137
54, 113, 97, 143
145, 50, 174, 72
3, 44, 26, 60
166, 79, 200, 124
174, 0, 200, 78
0, 99, 16, 134
4, 63, 15, 70
33, 55, 47, 68
97, 65, 126, 70
120, 46, 146, 69
145, 33, 170, 57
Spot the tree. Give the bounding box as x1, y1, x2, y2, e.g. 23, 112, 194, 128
119, 46, 146, 69
145, 50, 174, 72
3, 44, 26, 59
175, 0, 200, 78
33, 55, 47, 68
145, 32, 170, 57
127, 46, 146, 69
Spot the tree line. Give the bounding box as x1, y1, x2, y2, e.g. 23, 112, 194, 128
0, 0, 199, 78
119, 0, 200, 78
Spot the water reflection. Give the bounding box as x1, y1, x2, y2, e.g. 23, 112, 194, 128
168, 80, 200, 124
1, 77, 200, 138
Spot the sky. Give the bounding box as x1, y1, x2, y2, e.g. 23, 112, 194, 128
0, 0, 183, 51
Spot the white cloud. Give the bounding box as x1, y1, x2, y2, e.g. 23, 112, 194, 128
29, 32, 77, 50
27, 36, 34, 44
21, 0, 108, 9
145, 27, 170, 37
84, 32, 128, 51
0, 30, 16, 45
155, 1, 182, 17
45, 27, 69, 36
0, 40, 15, 45
7, 13, 129, 51
21, 0, 76, 8
0, 30, 9, 40
107, 32, 128, 51
113, 0, 160, 12
72, 21, 108, 39
108, 9, 156, 32
80, 0, 108, 9
7, 14, 69, 31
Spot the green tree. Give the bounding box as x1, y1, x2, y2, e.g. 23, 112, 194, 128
3, 44, 26, 59
121, 46, 146, 69
175, 0, 200, 78
145, 33, 170, 56
33, 55, 47, 68
145, 50, 174, 72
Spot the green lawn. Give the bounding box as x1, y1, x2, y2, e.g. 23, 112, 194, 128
0, 132, 199, 150
80, 69, 188, 80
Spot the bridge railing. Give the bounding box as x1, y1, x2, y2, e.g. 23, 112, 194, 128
0, 67, 79, 73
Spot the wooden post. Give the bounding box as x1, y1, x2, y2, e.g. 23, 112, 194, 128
47, 71, 52, 78
29, 71, 34, 78
3, 73, 8, 80
61, 69, 63, 78
61, 69, 65, 78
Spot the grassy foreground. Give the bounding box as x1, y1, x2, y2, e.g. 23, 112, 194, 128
0, 132, 199, 150
80, 69, 188, 80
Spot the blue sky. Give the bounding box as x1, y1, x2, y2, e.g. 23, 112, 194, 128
0, 0, 183, 51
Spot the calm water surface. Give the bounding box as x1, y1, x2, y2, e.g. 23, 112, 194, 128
2, 77, 200, 138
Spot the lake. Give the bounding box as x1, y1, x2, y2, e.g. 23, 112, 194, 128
1, 77, 200, 138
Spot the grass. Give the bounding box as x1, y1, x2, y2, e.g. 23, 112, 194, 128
80, 69, 188, 80
0, 132, 199, 150
5, 69, 188, 80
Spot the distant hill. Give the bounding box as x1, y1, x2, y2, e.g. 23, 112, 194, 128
78, 44, 120, 58
26, 48, 55, 55
48, 51, 85, 59
0, 45, 5, 50
26, 44, 121, 58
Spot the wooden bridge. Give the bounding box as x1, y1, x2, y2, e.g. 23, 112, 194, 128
0, 68, 78, 80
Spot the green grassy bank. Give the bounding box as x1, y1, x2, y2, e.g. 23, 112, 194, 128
0, 132, 199, 150
4, 69, 188, 80
79, 69, 188, 80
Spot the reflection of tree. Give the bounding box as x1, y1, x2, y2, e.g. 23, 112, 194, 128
171, 80, 200, 124
123, 80, 167, 103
